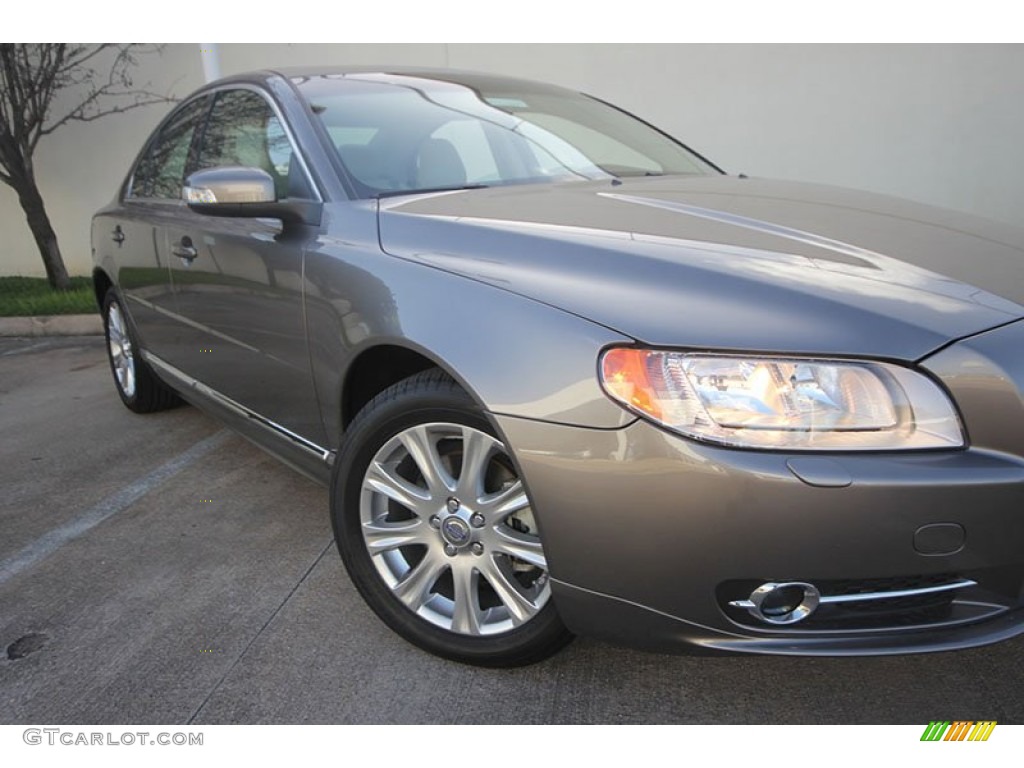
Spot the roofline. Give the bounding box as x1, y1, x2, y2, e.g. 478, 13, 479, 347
197, 66, 581, 96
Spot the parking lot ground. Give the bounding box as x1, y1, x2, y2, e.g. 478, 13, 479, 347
1, 336, 1023, 724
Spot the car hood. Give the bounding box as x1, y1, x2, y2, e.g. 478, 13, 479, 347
377, 176, 1024, 360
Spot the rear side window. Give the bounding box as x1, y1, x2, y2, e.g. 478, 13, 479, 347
128, 96, 209, 200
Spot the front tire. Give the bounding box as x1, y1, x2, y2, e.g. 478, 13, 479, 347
102, 289, 179, 413
331, 370, 573, 667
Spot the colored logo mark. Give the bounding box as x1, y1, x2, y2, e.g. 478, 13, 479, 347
920, 721, 997, 742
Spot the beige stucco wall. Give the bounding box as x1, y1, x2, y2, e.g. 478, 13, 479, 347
2, 43, 1022, 277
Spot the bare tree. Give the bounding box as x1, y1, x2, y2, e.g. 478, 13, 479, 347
0, 44, 174, 290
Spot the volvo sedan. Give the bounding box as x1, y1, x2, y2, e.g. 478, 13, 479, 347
92, 67, 1024, 666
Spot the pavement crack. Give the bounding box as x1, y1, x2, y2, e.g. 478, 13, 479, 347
186, 538, 335, 724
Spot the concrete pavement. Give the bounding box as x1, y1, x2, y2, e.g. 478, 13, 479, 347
1, 336, 1022, 724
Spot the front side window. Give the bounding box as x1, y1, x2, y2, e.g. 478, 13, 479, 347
196, 89, 311, 199
128, 96, 209, 200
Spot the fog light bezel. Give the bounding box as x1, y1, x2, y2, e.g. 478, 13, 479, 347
743, 581, 821, 625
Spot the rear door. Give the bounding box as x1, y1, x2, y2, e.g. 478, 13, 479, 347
108, 96, 209, 361
164, 87, 326, 443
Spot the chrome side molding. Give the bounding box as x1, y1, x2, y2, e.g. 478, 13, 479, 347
142, 351, 331, 464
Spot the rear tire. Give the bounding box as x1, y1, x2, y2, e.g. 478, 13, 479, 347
102, 289, 179, 414
331, 369, 573, 667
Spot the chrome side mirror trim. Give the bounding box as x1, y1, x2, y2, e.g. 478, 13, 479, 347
183, 166, 276, 205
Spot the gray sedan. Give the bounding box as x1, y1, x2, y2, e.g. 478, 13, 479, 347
92, 67, 1024, 666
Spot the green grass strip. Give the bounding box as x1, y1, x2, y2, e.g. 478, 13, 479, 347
0, 276, 97, 317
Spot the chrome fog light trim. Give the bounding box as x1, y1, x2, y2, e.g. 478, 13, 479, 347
730, 581, 821, 625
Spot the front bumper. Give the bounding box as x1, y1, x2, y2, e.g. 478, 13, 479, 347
494, 320, 1024, 655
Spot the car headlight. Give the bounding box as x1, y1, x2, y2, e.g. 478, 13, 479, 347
599, 348, 964, 450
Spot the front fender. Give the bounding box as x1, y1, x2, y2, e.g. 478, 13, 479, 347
303, 207, 633, 448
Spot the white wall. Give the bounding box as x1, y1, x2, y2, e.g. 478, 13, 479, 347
3, 44, 1022, 277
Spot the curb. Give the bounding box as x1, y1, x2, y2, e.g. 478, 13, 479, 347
0, 314, 103, 337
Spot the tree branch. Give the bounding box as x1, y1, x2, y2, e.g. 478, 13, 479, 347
0, 43, 175, 288
1, 43, 175, 172
40, 92, 172, 135
60, 43, 115, 73
37, 44, 175, 142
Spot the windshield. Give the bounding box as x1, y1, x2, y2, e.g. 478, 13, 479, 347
295, 73, 719, 198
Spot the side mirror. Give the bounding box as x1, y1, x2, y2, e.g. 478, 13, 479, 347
184, 166, 276, 205
183, 166, 320, 226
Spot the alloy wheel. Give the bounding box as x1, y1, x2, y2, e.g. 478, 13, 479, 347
359, 422, 551, 636
106, 301, 136, 398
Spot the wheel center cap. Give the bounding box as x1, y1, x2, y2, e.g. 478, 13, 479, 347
440, 516, 472, 547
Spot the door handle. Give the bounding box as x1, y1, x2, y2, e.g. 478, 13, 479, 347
112, 226, 125, 245
172, 237, 198, 262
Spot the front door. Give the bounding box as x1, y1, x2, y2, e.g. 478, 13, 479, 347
167, 87, 325, 444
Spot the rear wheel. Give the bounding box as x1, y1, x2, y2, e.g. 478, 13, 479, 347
332, 370, 573, 666
102, 290, 179, 413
